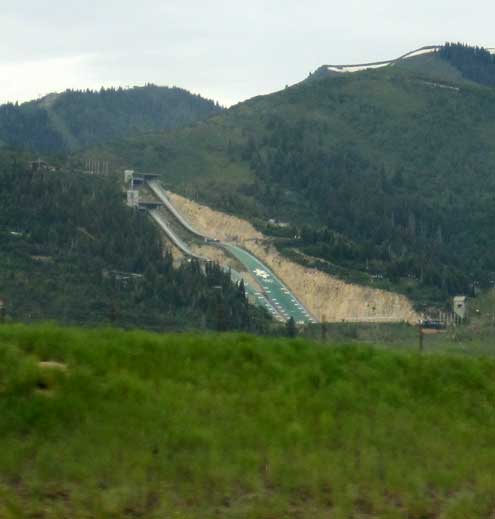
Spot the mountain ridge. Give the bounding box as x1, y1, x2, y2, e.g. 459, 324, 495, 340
0, 84, 223, 153
318, 45, 442, 72
309, 43, 495, 84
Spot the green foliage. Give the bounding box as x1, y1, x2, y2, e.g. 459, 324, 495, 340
0, 154, 268, 332
1, 323, 495, 517
0, 85, 223, 153
0, 103, 65, 152
285, 316, 297, 338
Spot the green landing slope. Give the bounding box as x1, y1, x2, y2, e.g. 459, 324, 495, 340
224, 243, 315, 324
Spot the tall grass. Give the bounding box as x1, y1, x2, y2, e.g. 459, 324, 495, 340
1, 323, 495, 517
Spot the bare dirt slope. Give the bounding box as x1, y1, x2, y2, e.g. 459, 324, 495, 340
167, 191, 420, 324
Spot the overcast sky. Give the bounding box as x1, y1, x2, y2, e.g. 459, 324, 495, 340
1, 0, 493, 106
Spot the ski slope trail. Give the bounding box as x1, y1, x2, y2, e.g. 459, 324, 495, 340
146, 181, 317, 324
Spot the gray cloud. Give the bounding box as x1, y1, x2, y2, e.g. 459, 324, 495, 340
0, 0, 493, 105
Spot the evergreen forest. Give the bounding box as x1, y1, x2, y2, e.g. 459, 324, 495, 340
439, 43, 495, 86
0, 85, 222, 153
0, 152, 267, 332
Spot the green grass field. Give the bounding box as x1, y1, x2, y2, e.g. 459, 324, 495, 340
1, 323, 495, 518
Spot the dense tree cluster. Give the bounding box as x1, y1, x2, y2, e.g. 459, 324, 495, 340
0, 155, 267, 331
0, 103, 65, 153
52, 85, 223, 150
0, 85, 222, 153
439, 43, 495, 86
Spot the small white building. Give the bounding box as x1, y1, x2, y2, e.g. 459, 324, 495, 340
268, 218, 289, 228
453, 296, 468, 320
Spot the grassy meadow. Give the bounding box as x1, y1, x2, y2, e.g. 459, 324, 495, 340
1, 323, 495, 518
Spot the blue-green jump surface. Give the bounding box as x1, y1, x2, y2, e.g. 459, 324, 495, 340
223, 243, 315, 324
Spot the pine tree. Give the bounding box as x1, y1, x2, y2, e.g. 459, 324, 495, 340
286, 317, 297, 338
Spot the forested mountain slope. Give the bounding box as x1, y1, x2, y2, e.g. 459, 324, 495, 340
95, 45, 495, 307
0, 85, 222, 153
0, 152, 267, 331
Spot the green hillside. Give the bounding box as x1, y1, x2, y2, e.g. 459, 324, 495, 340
1, 323, 495, 518
0, 152, 268, 332
95, 45, 495, 307
394, 52, 474, 84
0, 85, 222, 153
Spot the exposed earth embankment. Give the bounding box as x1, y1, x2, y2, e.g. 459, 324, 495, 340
167, 191, 420, 324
